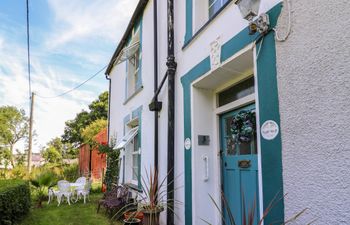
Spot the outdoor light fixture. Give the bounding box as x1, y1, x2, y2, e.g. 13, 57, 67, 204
234, 0, 270, 35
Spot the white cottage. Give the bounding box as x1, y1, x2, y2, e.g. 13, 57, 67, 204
105, 0, 350, 224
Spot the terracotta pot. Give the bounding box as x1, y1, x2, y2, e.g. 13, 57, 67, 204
124, 211, 144, 221
141, 208, 164, 225
123, 218, 141, 225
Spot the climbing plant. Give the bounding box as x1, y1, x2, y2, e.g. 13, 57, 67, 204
98, 138, 120, 191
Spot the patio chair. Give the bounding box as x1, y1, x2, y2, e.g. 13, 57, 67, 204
48, 187, 59, 204
97, 185, 119, 213
75, 176, 86, 184
76, 179, 92, 204
56, 180, 72, 206
97, 184, 130, 216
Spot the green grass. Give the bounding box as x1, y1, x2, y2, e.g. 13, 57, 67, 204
21, 193, 122, 225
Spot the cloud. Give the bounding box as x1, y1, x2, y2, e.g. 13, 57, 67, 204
46, 0, 138, 48
0, 0, 137, 153
0, 32, 105, 153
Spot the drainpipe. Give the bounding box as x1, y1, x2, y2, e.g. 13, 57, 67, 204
153, 0, 159, 179
166, 0, 177, 224
106, 74, 111, 143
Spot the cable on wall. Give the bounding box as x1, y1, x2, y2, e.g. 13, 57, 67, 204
274, 0, 292, 42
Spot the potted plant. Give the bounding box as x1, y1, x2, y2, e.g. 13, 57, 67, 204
124, 211, 144, 221
123, 217, 141, 225
113, 168, 179, 225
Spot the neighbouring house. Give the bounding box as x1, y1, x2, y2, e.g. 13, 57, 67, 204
105, 0, 350, 224
31, 153, 45, 167
79, 129, 107, 180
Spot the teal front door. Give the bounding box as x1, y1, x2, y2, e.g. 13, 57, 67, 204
220, 104, 259, 225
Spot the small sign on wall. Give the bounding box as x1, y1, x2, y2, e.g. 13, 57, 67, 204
261, 120, 279, 140
198, 135, 210, 146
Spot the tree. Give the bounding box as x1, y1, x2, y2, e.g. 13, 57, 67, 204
41, 137, 75, 164
62, 91, 108, 147
41, 146, 62, 164
81, 119, 107, 147
0, 106, 29, 167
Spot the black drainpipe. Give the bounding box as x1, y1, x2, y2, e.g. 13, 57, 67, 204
153, 0, 159, 179
166, 0, 176, 224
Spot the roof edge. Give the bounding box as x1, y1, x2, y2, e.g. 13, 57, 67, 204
105, 0, 149, 75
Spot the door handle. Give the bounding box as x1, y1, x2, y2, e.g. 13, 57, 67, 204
224, 162, 227, 167
203, 156, 209, 182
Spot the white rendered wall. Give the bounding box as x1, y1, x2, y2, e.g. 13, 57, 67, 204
276, 1, 350, 224
109, 0, 283, 224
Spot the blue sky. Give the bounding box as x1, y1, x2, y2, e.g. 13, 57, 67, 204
0, 0, 138, 152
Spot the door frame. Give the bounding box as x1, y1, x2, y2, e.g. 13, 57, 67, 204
215, 89, 262, 223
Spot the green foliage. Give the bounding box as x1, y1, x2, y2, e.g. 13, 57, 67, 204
61, 163, 79, 181
41, 137, 76, 164
0, 106, 29, 167
30, 170, 58, 207
62, 91, 108, 147
0, 179, 31, 225
98, 141, 120, 192
81, 119, 107, 147
41, 146, 62, 164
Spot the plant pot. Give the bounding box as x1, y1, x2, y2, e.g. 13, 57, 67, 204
141, 207, 164, 225
124, 211, 144, 221
123, 218, 141, 225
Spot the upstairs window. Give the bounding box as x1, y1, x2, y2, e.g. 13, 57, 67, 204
209, 0, 229, 18
126, 26, 142, 98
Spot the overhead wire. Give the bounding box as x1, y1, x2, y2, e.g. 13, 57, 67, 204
35, 65, 108, 99
26, 0, 32, 99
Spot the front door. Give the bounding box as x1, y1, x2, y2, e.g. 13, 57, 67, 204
220, 104, 259, 225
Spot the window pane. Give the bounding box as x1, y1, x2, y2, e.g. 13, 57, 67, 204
218, 76, 255, 107
133, 134, 138, 152
209, 0, 222, 18
225, 117, 236, 155
132, 154, 139, 180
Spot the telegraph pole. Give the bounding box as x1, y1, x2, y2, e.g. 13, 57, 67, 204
27, 92, 34, 172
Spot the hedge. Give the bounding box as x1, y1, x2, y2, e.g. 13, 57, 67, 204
0, 179, 31, 225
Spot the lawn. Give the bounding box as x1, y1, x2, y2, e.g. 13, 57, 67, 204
21, 193, 122, 225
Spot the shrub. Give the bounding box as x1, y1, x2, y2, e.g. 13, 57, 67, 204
62, 163, 79, 181
30, 171, 57, 208
0, 179, 31, 225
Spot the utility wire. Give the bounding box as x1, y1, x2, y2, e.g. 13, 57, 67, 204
35, 65, 108, 99
26, 0, 32, 99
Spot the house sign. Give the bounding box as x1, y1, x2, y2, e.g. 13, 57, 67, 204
261, 120, 279, 140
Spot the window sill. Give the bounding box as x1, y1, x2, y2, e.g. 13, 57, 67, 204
125, 183, 142, 193
183, 0, 233, 50
124, 86, 143, 105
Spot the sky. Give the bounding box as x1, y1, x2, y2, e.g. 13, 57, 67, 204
0, 0, 138, 152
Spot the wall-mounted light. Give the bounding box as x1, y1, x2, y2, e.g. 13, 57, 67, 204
234, 0, 269, 35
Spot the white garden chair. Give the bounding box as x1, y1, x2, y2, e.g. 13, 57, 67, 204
76, 179, 92, 204
56, 180, 72, 206
47, 187, 59, 204
75, 177, 86, 184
